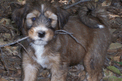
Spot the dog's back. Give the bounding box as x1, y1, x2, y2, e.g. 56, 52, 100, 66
53, 16, 111, 65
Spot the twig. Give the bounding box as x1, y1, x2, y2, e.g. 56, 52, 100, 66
0, 30, 86, 51
109, 14, 122, 18
17, 42, 29, 54
1, 24, 17, 30
0, 38, 33, 60
63, 0, 90, 9
0, 48, 9, 73
0, 36, 29, 48
55, 30, 73, 34
55, 30, 87, 51
17, 42, 36, 60
67, 0, 72, 4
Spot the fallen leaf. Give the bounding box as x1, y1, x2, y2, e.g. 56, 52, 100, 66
0, 18, 11, 25
0, 78, 8, 81
109, 43, 122, 50
103, 76, 122, 81
112, 56, 120, 62
107, 66, 122, 76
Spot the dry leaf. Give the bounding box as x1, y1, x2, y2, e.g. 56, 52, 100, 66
0, 78, 8, 81
109, 43, 122, 50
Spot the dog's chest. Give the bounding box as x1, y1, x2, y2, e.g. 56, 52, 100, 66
31, 43, 48, 68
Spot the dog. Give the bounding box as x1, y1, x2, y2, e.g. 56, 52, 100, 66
11, 1, 111, 81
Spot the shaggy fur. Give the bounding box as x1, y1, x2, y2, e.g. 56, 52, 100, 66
78, 1, 110, 28
12, 1, 111, 81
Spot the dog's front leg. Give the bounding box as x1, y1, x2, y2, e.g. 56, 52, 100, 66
22, 54, 39, 81
51, 64, 68, 81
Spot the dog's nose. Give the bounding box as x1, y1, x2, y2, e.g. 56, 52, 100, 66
38, 31, 45, 38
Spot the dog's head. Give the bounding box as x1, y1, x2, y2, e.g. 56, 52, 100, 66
11, 1, 69, 45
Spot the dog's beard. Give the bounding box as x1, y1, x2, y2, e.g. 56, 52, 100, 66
33, 40, 47, 45
28, 38, 47, 45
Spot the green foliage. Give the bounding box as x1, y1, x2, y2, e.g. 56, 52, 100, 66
103, 76, 122, 81
107, 66, 122, 76
114, 61, 122, 65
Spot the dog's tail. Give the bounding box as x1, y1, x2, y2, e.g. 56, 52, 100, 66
78, 1, 109, 28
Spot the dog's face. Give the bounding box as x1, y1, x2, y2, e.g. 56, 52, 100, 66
26, 4, 58, 45
11, 1, 69, 45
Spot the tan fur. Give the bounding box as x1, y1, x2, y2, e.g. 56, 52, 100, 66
28, 27, 36, 39
45, 11, 58, 27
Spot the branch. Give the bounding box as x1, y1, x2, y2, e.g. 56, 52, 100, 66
55, 30, 87, 51
63, 0, 90, 9
0, 36, 29, 48
109, 14, 122, 18
55, 30, 73, 34
17, 42, 33, 59
0, 48, 9, 72
17, 42, 29, 54
0, 30, 87, 51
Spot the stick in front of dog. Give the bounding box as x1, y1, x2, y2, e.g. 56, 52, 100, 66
11, 1, 111, 81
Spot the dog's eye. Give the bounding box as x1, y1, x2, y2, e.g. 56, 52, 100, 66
48, 18, 52, 22
31, 17, 36, 22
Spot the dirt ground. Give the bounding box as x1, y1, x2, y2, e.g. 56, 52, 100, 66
0, 0, 122, 81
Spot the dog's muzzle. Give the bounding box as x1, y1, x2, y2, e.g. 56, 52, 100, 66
28, 26, 54, 45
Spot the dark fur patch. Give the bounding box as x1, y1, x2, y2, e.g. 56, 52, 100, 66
56, 7, 70, 29
90, 59, 95, 70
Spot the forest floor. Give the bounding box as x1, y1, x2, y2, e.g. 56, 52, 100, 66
0, 0, 122, 81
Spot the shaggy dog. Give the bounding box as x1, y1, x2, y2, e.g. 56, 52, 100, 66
12, 1, 111, 81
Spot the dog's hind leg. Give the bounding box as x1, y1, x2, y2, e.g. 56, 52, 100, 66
83, 49, 104, 81
83, 51, 104, 81
83, 28, 110, 81
22, 54, 39, 81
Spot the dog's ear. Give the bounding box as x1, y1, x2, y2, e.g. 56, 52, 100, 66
57, 8, 70, 29
11, 3, 26, 28
11, 2, 29, 35
53, 3, 70, 29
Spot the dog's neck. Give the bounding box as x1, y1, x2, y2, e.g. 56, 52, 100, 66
30, 42, 49, 68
